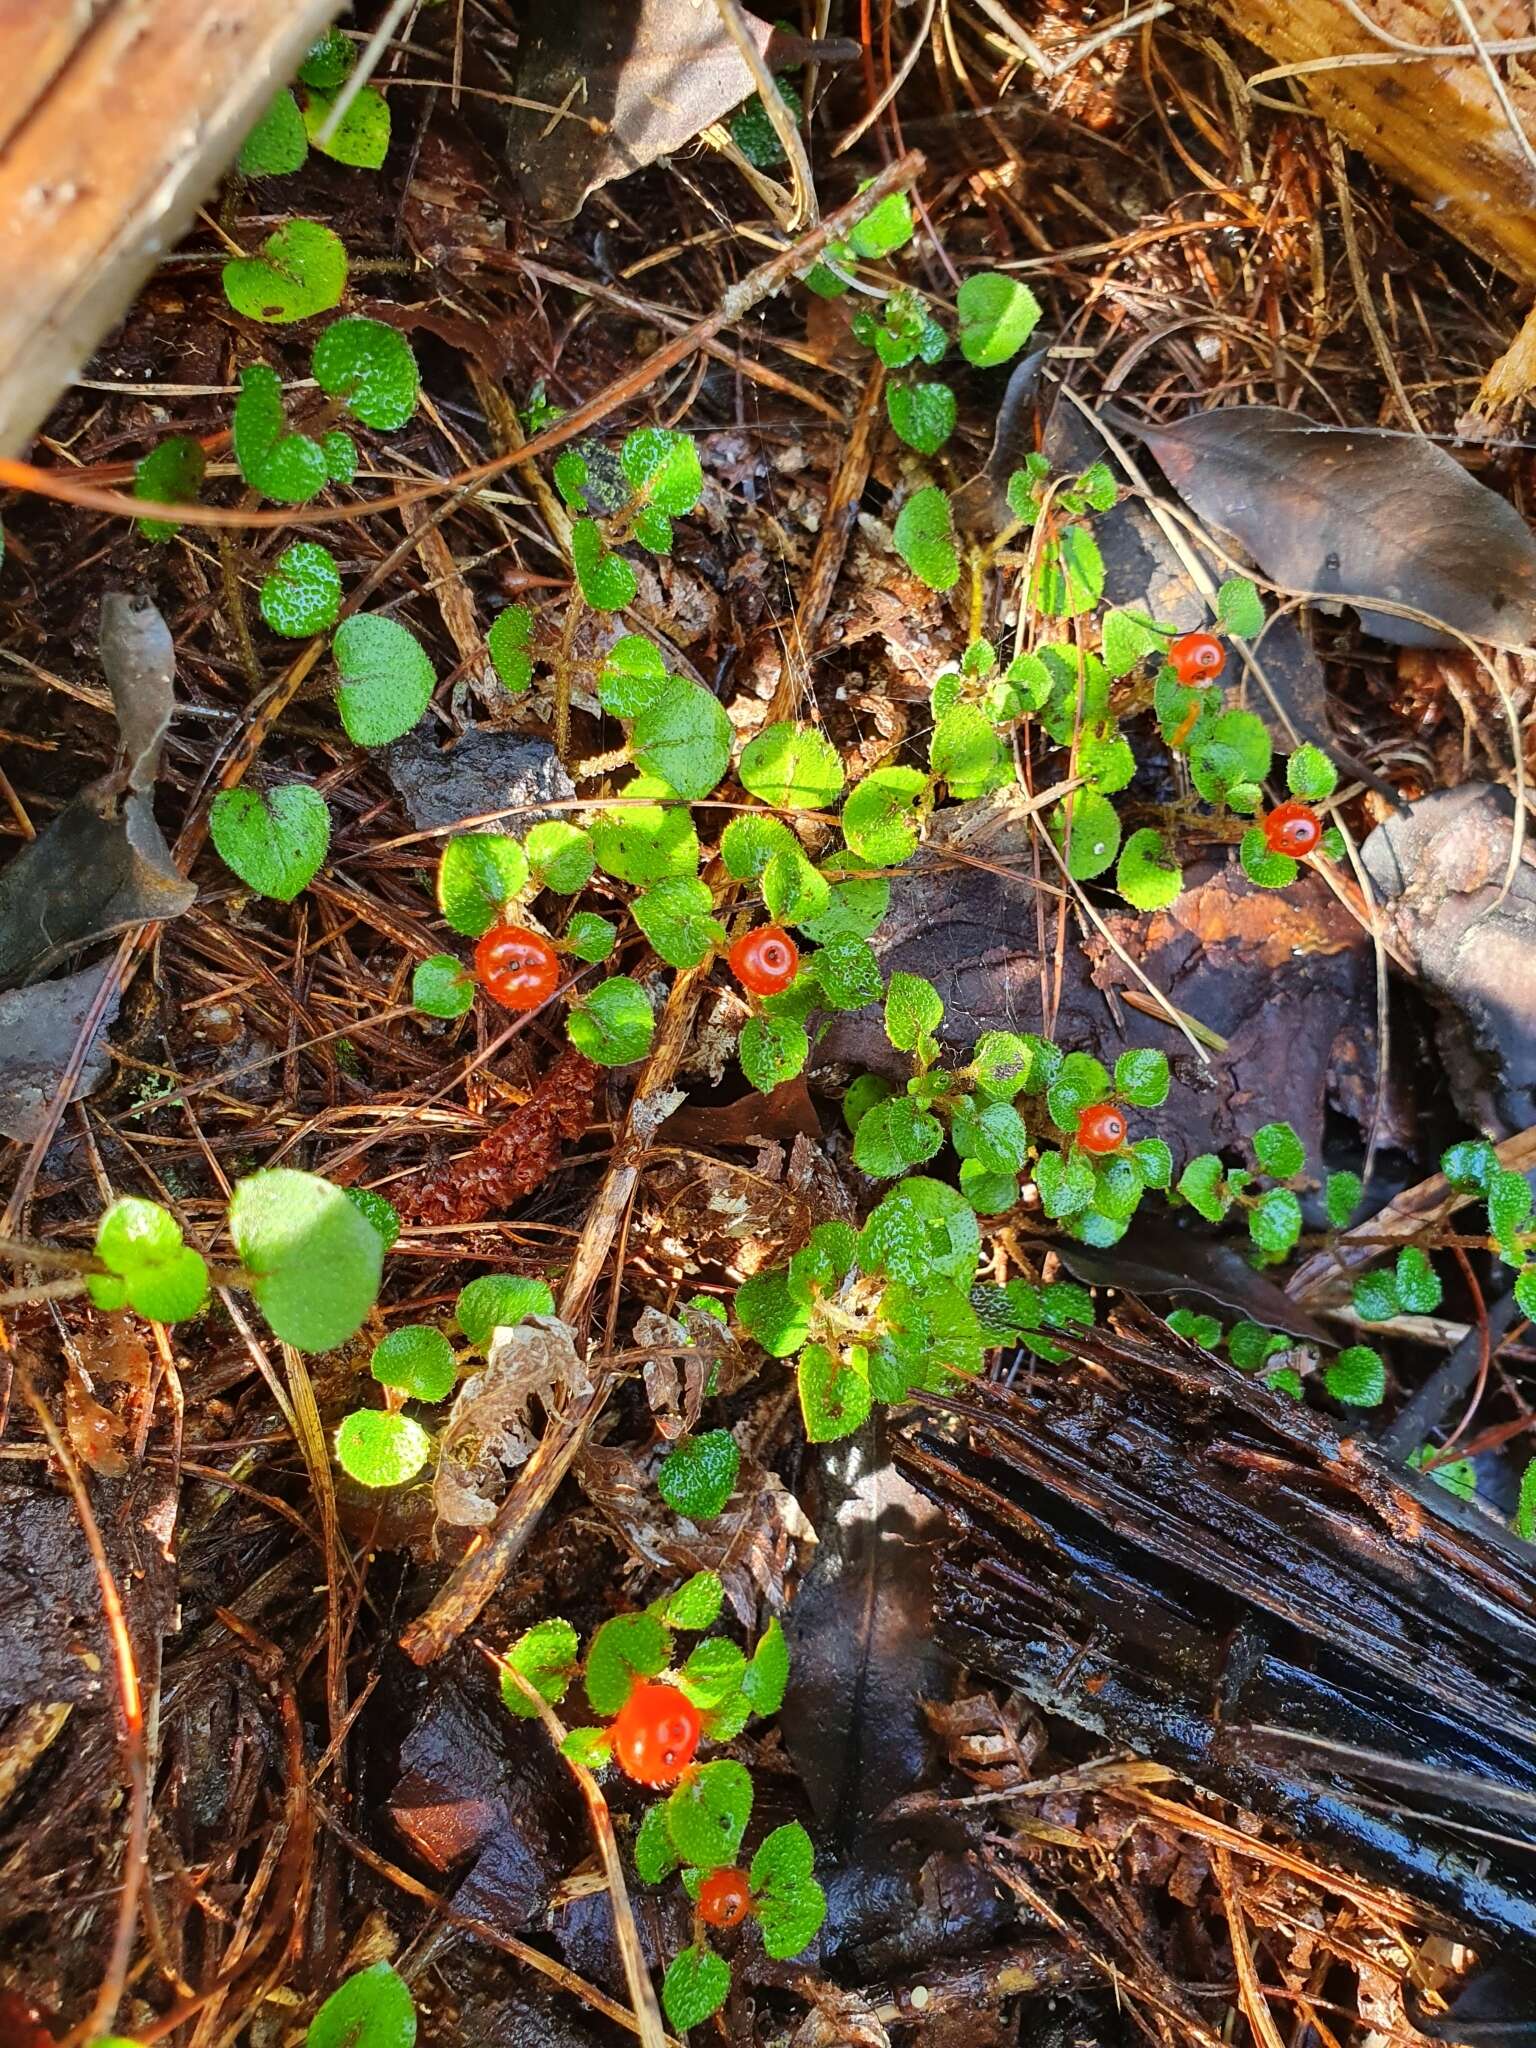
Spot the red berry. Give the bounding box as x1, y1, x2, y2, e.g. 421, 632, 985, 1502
698, 1866, 753, 1929
728, 924, 799, 997
1168, 631, 1226, 685
1262, 801, 1322, 858
1076, 1102, 1128, 1154
610, 1680, 701, 1787
475, 924, 561, 1010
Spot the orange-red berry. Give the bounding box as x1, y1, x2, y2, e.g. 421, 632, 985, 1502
1262, 801, 1322, 858
728, 924, 799, 996
698, 1867, 753, 1929
1076, 1102, 1128, 1154
610, 1680, 701, 1787
474, 925, 561, 1010
1168, 631, 1225, 685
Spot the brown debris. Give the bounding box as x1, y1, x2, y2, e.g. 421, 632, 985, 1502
397, 1045, 600, 1228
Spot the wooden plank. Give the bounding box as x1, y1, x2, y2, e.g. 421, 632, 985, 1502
0, 0, 340, 455
1206, 0, 1536, 285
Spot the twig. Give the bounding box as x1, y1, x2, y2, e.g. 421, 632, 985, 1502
712, 0, 818, 227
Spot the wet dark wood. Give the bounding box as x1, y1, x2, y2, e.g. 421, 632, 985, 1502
899, 1314, 1536, 1951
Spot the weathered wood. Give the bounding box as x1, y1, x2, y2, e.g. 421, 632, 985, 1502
0, 0, 340, 455
1203, 0, 1536, 286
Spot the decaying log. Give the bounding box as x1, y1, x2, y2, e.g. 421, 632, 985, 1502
1199, 0, 1536, 286
0, 0, 341, 456
899, 1313, 1536, 1951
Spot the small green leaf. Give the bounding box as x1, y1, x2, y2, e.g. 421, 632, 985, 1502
571, 519, 637, 611
885, 972, 943, 1057
300, 28, 354, 89
659, 1431, 740, 1521
666, 1758, 753, 1869
1113, 1049, 1169, 1109
970, 1029, 1058, 1100
1515, 1264, 1536, 1323
89, 1197, 208, 1323
1252, 1121, 1305, 1179
798, 874, 890, 945
597, 634, 668, 716
485, 603, 535, 693
525, 820, 593, 894
371, 1325, 455, 1401
635, 1801, 681, 1882
413, 952, 474, 1018
1033, 526, 1105, 618
1489, 1167, 1534, 1250
762, 848, 830, 927
1239, 826, 1297, 891
848, 188, 915, 258
1394, 1246, 1443, 1314
893, 485, 960, 591
1046, 1050, 1110, 1127
1215, 576, 1264, 637
1178, 1153, 1230, 1222
561, 1725, 612, 1769
585, 1613, 670, 1716
1286, 743, 1339, 803
1116, 827, 1183, 911
633, 876, 724, 969
1227, 1321, 1286, 1370
210, 784, 329, 902
1516, 1455, 1536, 1542
660, 1572, 726, 1630
436, 833, 530, 937
721, 814, 800, 880
1132, 1136, 1172, 1189
259, 541, 342, 636
739, 1011, 810, 1095
1325, 1169, 1363, 1228
335, 1410, 432, 1489
632, 682, 733, 801
323, 430, 357, 483
843, 1075, 892, 1135
232, 365, 328, 504
741, 1617, 790, 1715
1249, 1186, 1303, 1257
1408, 1446, 1478, 1500
1035, 1149, 1095, 1218
591, 790, 699, 884
567, 977, 655, 1066
565, 912, 617, 963
134, 435, 206, 540
302, 83, 391, 169
1441, 1138, 1499, 1193
231, 1168, 383, 1352
842, 764, 928, 864
739, 721, 844, 809
312, 316, 418, 429
223, 219, 347, 324
347, 1188, 401, 1249
306, 1962, 416, 2048
930, 705, 1002, 798
621, 426, 704, 514
852, 1095, 944, 1177
1050, 787, 1121, 880
798, 1344, 871, 1442
750, 1822, 826, 1958
662, 1948, 730, 2032
455, 1273, 555, 1347
1325, 1346, 1385, 1407
956, 272, 1042, 366
860, 1176, 981, 1286
238, 90, 309, 177
333, 614, 435, 746
1167, 1308, 1222, 1348
887, 380, 957, 454
499, 1618, 580, 1717
1100, 608, 1166, 677
1189, 709, 1272, 806
676, 1636, 747, 1710
1352, 1268, 1399, 1321
734, 1269, 810, 1356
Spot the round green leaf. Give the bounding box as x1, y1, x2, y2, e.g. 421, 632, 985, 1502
347, 1187, 401, 1249
1114, 1048, 1169, 1109
1239, 826, 1297, 891
956, 272, 1042, 367
210, 784, 330, 903
1117, 827, 1183, 911
842, 765, 928, 865
455, 1273, 555, 1347
487, 604, 534, 693
333, 614, 435, 746
232, 365, 328, 504
571, 519, 637, 610
739, 1012, 810, 1094
598, 633, 668, 716
860, 1176, 980, 1286
1249, 1186, 1303, 1257
1253, 1121, 1305, 1179
739, 721, 845, 809
798, 1344, 871, 1442
564, 911, 617, 962
334, 1411, 432, 1489
567, 976, 655, 1066
631, 682, 733, 801
259, 541, 342, 636
590, 792, 700, 883
659, 1430, 740, 1521
621, 426, 704, 514
1325, 1345, 1385, 1407
585, 1613, 670, 1715
436, 833, 530, 937
632, 876, 724, 969
1286, 743, 1340, 803
238, 90, 309, 177
662, 1948, 729, 2033
1050, 787, 1121, 879
525, 820, 593, 894
230, 1168, 384, 1352
500, 1617, 580, 1717
223, 219, 347, 324
413, 953, 474, 1018
893, 485, 959, 591
306, 1962, 416, 2048
302, 83, 391, 169
134, 434, 206, 540
930, 705, 1001, 798
312, 317, 419, 430
371, 1325, 456, 1402
300, 28, 354, 90
887, 380, 957, 455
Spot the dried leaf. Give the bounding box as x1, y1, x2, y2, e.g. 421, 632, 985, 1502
434, 1316, 590, 1527
1126, 404, 1536, 649
0, 961, 122, 1140
98, 592, 175, 795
